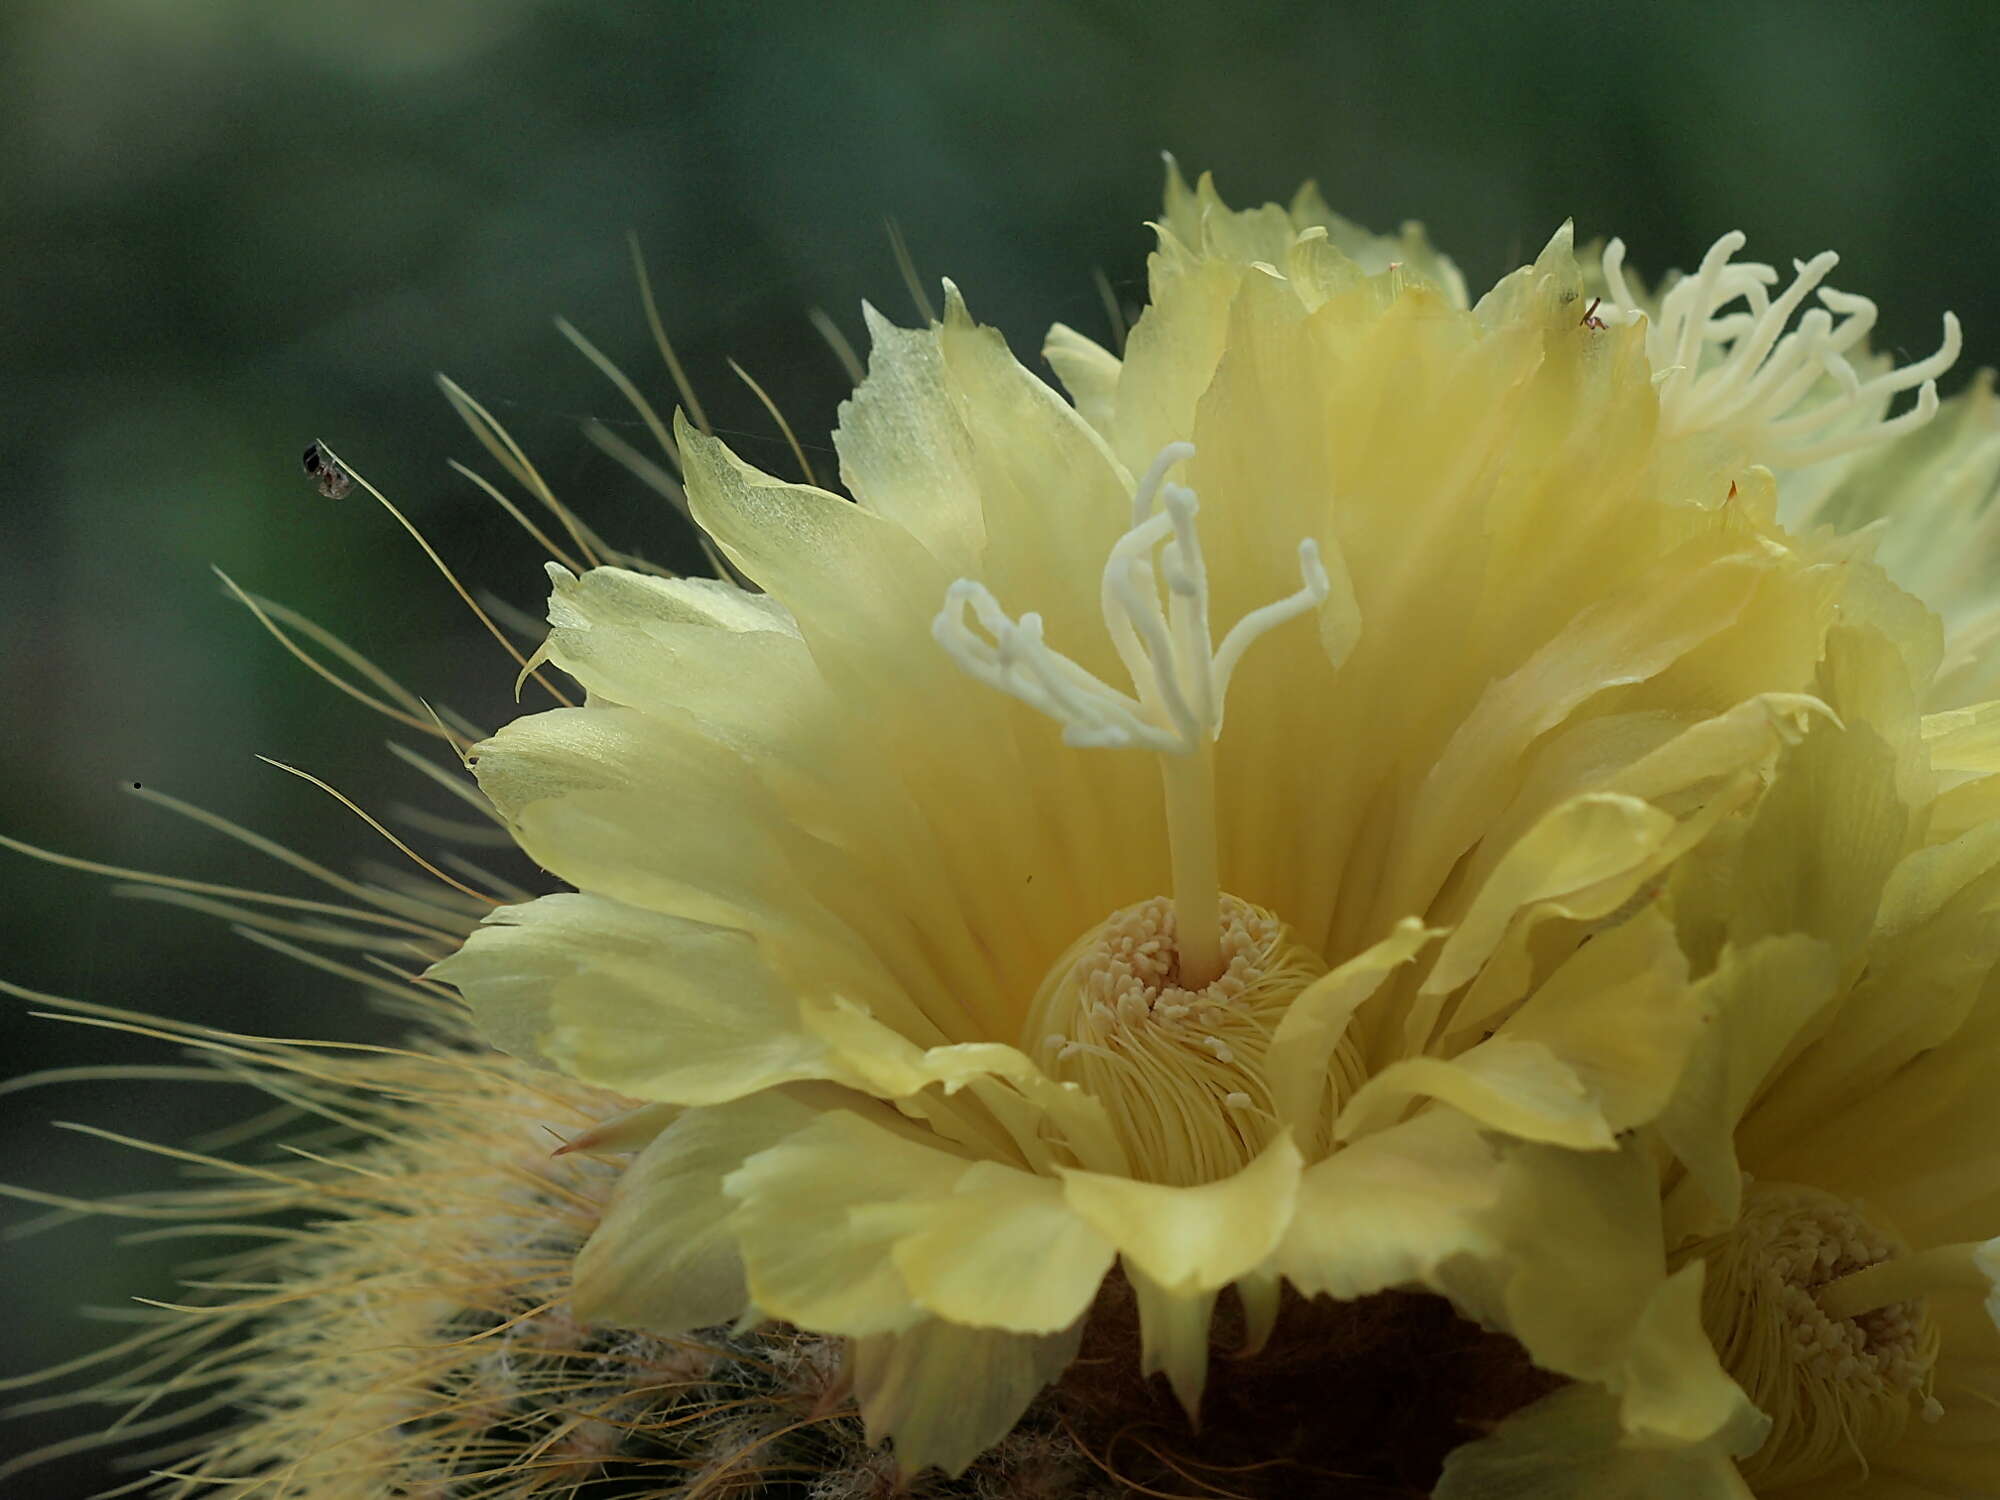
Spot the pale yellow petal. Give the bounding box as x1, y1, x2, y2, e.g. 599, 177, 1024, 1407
1465, 694, 1831, 924
1484, 906, 1698, 1133
1127, 1265, 1219, 1419
470, 707, 894, 986
931, 280, 1133, 658
1270, 1107, 1504, 1302
1403, 793, 1679, 1056
723, 1106, 972, 1337
1747, 815, 2000, 1152
1041, 321, 1122, 436
1750, 1034, 2000, 1249
1922, 698, 2000, 773
1619, 1263, 1768, 1452
1277, 225, 1359, 312
1789, 365, 2000, 707
680, 412, 1162, 1012
571, 1090, 818, 1332
1345, 909, 1701, 1148
890, 1161, 1115, 1334
1435, 1387, 1756, 1500
833, 301, 987, 573
1724, 632, 1917, 974
1338, 1040, 1614, 1150
1423, 795, 1675, 1003
1287, 180, 1471, 308
849, 1316, 1084, 1478
1235, 1267, 1282, 1356
1108, 233, 1243, 474
1159, 159, 1296, 268
1265, 916, 1442, 1154
1059, 1132, 1303, 1294
1442, 774, 1755, 1045
1657, 935, 1841, 1227
534, 563, 1020, 1036
1478, 1139, 1760, 1447
539, 563, 819, 737
434, 892, 850, 1105
1401, 543, 1764, 907
785, 997, 1131, 1177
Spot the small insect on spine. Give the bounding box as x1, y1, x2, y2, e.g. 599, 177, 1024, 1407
1580, 296, 1607, 331
303, 440, 354, 500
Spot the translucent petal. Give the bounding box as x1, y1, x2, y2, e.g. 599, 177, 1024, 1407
1127, 1264, 1220, 1419
1338, 1041, 1615, 1150
1480, 1139, 1762, 1447
535, 563, 1022, 1037
1409, 793, 1678, 1055
571, 1091, 818, 1331
1058, 1131, 1303, 1294
1343, 910, 1702, 1148
850, 1316, 1084, 1479
889, 1162, 1115, 1334
1271, 1107, 1503, 1302
1435, 1387, 1756, 1500
1403, 545, 1765, 917
1266, 916, 1442, 1154
1656, 934, 1842, 1226
726, 1105, 1115, 1339
723, 1106, 967, 1337
834, 302, 988, 573
1041, 322, 1122, 437
434, 892, 849, 1105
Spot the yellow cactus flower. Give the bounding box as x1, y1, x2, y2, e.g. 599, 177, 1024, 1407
433, 164, 1970, 1477
1440, 646, 2000, 1497
1435, 295, 2000, 1497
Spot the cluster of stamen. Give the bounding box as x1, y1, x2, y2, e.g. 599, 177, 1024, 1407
1690, 1183, 1940, 1488
1600, 232, 1960, 467
1025, 895, 1328, 1186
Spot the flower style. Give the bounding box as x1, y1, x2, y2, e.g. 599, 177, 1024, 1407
434, 164, 1977, 1477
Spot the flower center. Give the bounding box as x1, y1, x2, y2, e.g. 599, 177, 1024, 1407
1685, 1182, 1941, 1488
1024, 893, 1331, 1186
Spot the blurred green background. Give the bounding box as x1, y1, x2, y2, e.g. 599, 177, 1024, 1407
5, 0, 1998, 1490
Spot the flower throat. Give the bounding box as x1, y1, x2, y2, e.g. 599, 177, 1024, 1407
935, 443, 1335, 1181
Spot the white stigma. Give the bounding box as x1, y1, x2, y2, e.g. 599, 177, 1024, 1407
1600, 232, 1960, 467
932, 442, 1330, 755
